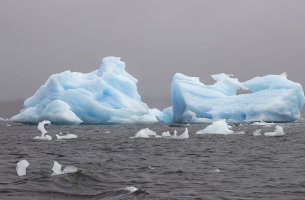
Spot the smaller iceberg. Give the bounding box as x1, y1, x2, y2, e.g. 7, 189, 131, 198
16, 160, 29, 176
56, 132, 78, 140
34, 120, 52, 140
264, 125, 285, 137
196, 120, 233, 134
51, 161, 78, 175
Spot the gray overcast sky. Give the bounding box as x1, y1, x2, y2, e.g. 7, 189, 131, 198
0, 0, 305, 109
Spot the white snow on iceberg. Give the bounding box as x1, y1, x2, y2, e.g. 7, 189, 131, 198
11, 57, 160, 125
171, 73, 305, 123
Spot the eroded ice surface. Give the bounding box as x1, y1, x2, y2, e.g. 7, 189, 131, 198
16, 160, 29, 176
171, 73, 305, 123
11, 57, 160, 125
196, 120, 233, 135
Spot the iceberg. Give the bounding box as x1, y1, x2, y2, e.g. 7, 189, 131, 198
11, 57, 160, 125
171, 73, 305, 123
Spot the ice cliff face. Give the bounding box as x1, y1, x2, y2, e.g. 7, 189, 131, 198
170, 73, 305, 123
11, 57, 160, 125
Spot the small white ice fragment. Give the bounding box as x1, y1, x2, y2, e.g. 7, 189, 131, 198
16, 160, 29, 176
131, 128, 158, 138
171, 130, 178, 139
253, 129, 262, 136
123, 186, 138, 193
177, 127, 189, 139
196, 120, 233, 134
34, 120, 52, 140
264, 125, 285, 137
52, 161, 77, 175
161, 131, 171, 137
56, 132, 78, 140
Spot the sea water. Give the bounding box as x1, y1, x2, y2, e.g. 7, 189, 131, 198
0, 120, 305, 199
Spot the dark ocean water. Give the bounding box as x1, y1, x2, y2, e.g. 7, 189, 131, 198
1, 120, 305, 200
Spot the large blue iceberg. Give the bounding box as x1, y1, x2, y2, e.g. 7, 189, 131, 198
170, 72, 305, 123
11, 56, 305, 125
11, 57, 161, 125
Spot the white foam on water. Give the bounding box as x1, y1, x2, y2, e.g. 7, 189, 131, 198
16, 160, 29, 176
210, 168, 221, 173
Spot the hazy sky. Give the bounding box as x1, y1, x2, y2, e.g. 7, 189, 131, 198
0, 0, 305, 108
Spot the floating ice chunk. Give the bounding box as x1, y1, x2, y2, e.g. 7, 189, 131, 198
171, 73, 305, 123
161, 131, 171, 137
171, 130, 178, 139
131, 128, 158, 138
16, 160, 29, 176
56, 132, 78, 140
123, 186, 138, 193
177, 127, 189, 139
62, 166, 78, 174
264, 125, 285, 137
34, 120, 52, 140
196, 120, 233, 134
6, 124, 12, 127
105, 130, 110, 134
52, 161, 77, 175
253, 129, 262, 136
11, 57, 160, 125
